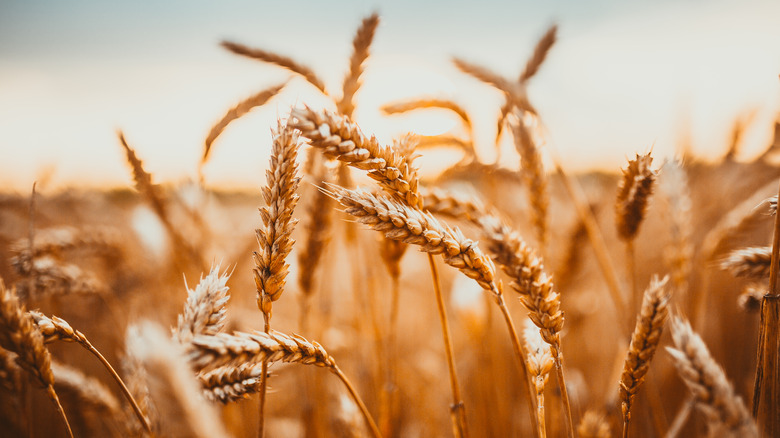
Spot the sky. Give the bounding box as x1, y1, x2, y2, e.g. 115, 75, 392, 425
1, 0, 779, 191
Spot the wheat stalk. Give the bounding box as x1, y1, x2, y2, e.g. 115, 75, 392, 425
0, 279, 72, 438
30, 310, 152, 433
619, 276, 671, 437
666, 317, 758, 437
187, 329, 382, 437
52, 361, 121, 416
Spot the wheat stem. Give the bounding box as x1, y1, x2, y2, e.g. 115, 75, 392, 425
753, 181, 780, 435
332, 365, 383, 438
428, 254, 469, 438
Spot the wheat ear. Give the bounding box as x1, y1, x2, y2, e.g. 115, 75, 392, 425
577, 410, 612, 438
0, 279, 72, 438
616, 151, 658, 307
477, 214, 573, 437
326, 186, 497, 293
381, 98, 473, 138
117, 132, 203, 269
0, 347, 22, 393
187, 329, 382, 437
221, 40, 326, 93
666, 317, 757, 437
519, 24, 558, 83
199, 362, 265, 403
720, 246, 771, 279
52, 361, 122, 417
619, 276, 671, 437
523, 319, 554, 438
174, 265, 231, 343
338, 12, 380, 117
616, 152, 657, 240
30, 310, 152, 433
202, 82, 286, 167
510, 110, 548, 250
289, 106, 421, 207
13, 256, 104, 299
254, 121, 301, 437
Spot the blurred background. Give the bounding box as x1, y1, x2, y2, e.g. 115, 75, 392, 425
1, 0, 779, 191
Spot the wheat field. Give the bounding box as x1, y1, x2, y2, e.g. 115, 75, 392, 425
1, 13, 779, 438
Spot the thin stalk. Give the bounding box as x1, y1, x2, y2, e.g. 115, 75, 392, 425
496, 293, 541, 437
46, 385, 73, 438
364, 254, 389, 436
627, 241, 637, 313
385, 274, 400, 437
428, 254, 469, 438
536, 389, 547, 438
554, 162, 630, 333
28, 182, 36, 299
666, 395, 694, 438
332, 365, 383, 438
82, 339, 152, 433
389, 275, 400, 342
752, 179, 780, 437
551, 348, 574, 438
645, 372, 669, 437
257, 317, 270, 438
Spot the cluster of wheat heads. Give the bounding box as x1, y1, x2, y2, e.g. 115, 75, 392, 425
1, 12, 780, 438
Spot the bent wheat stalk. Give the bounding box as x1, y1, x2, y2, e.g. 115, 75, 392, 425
188, 329, 382, 438
30, 311, 152, 433
327, 185, 540, 434
0, 279, 73, 438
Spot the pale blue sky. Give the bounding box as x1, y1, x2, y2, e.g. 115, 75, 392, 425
1, 0, 779, 190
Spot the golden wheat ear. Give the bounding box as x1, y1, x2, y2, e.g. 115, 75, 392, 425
0, 279, 73, 438
619, 275, 671, 438
338, 12, 380, 117
221, 40, 326, 93
202, 81, 287, 168
666, 316, 757, 437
